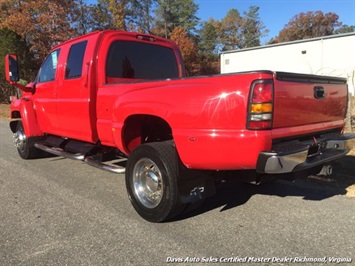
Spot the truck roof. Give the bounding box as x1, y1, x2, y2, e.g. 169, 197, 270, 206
51, 30, 177, 51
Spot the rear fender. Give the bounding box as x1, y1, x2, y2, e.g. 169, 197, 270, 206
111, 94, 173, 154
9, 99, 43, 137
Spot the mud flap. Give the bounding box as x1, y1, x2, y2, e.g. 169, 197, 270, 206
178, 172, 216, 204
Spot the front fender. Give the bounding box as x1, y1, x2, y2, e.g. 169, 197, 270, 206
9, 99, 43, 137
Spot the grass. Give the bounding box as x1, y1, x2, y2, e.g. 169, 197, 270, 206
0, 103, 10, 120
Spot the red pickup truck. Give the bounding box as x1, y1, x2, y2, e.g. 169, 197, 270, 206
5, 30, 355, 222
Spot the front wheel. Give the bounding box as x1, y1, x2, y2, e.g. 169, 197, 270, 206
125, 142, 182, 222
14, 121, 42, 159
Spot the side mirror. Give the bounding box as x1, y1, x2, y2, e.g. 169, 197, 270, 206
5, 54, 20, 82
5, 54, 31, 93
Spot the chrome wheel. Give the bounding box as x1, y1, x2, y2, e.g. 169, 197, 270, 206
126, 142, 181, 222
13, 129, 26, 152
13, 121, 44, 159
133, 158, 164, 209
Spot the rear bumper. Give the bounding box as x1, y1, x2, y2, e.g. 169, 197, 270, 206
256, 133, 355, 174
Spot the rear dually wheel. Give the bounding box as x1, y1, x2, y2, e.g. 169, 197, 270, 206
125, 141, 183, 223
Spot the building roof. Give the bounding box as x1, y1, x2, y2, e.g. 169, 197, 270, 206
221, 32, 355, 55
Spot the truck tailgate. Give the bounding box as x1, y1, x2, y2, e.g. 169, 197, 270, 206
272, 72, 348, 129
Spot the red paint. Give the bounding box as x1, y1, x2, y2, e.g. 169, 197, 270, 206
6, 30, 349, 171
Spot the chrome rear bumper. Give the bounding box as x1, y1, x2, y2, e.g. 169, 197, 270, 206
256, 133, 355, 174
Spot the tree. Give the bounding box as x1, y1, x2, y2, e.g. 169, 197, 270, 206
88, 0, 157, 33
126, 0, 157, 33
217, 9, 244, 51
108, 0, 126, 30
199, 18, 218, 55
0, 28, 35, 102
197, 18, 219, 75
72, 0, 95, 35
170, 27, 197, 75
241, 6, 268, 48
277, 11, 342, 42
154, 0, 199, 38
88, 0, 126, 30
334, 24, 355, 34
0, 0, 78, 60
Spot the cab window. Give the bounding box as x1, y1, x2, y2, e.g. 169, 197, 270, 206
65, 41, 87, 79
105, 41, 178, 83
37, 49, 60, 83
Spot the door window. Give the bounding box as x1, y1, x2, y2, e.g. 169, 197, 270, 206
65, 41, 88, 79
37, 49, 60, 83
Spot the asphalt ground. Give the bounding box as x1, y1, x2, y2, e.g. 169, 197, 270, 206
0, 120, 354, 266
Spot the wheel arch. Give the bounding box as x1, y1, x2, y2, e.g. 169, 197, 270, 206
9, 111, 21, 132
9, 100, 43, 136
122, 114, 173, 154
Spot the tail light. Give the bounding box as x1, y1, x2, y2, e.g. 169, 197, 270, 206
247, 80, 274, 130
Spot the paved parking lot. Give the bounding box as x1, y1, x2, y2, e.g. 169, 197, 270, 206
0, 120, 354, 265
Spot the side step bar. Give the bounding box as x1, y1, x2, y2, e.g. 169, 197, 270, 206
34, 142, 126, 174
84, 156, 126, 174
35, 143, 85, 160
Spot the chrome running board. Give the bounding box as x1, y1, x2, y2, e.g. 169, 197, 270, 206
35, 143, 85, 160
34, 142, 126, 174
84, 156, 126, 174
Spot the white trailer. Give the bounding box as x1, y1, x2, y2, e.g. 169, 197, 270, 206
220, 33, 355, 95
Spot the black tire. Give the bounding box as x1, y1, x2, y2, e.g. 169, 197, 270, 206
125, 142, 182, 222
14, 121, 42, 159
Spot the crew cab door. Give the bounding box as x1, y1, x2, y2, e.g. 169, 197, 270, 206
56, 39, 97, 143
33, 49, 60, 134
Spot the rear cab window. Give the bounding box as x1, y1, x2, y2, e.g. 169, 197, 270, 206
105, 41, 179, 84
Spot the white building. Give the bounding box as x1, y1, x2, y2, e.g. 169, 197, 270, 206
220, 32, 355, 95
